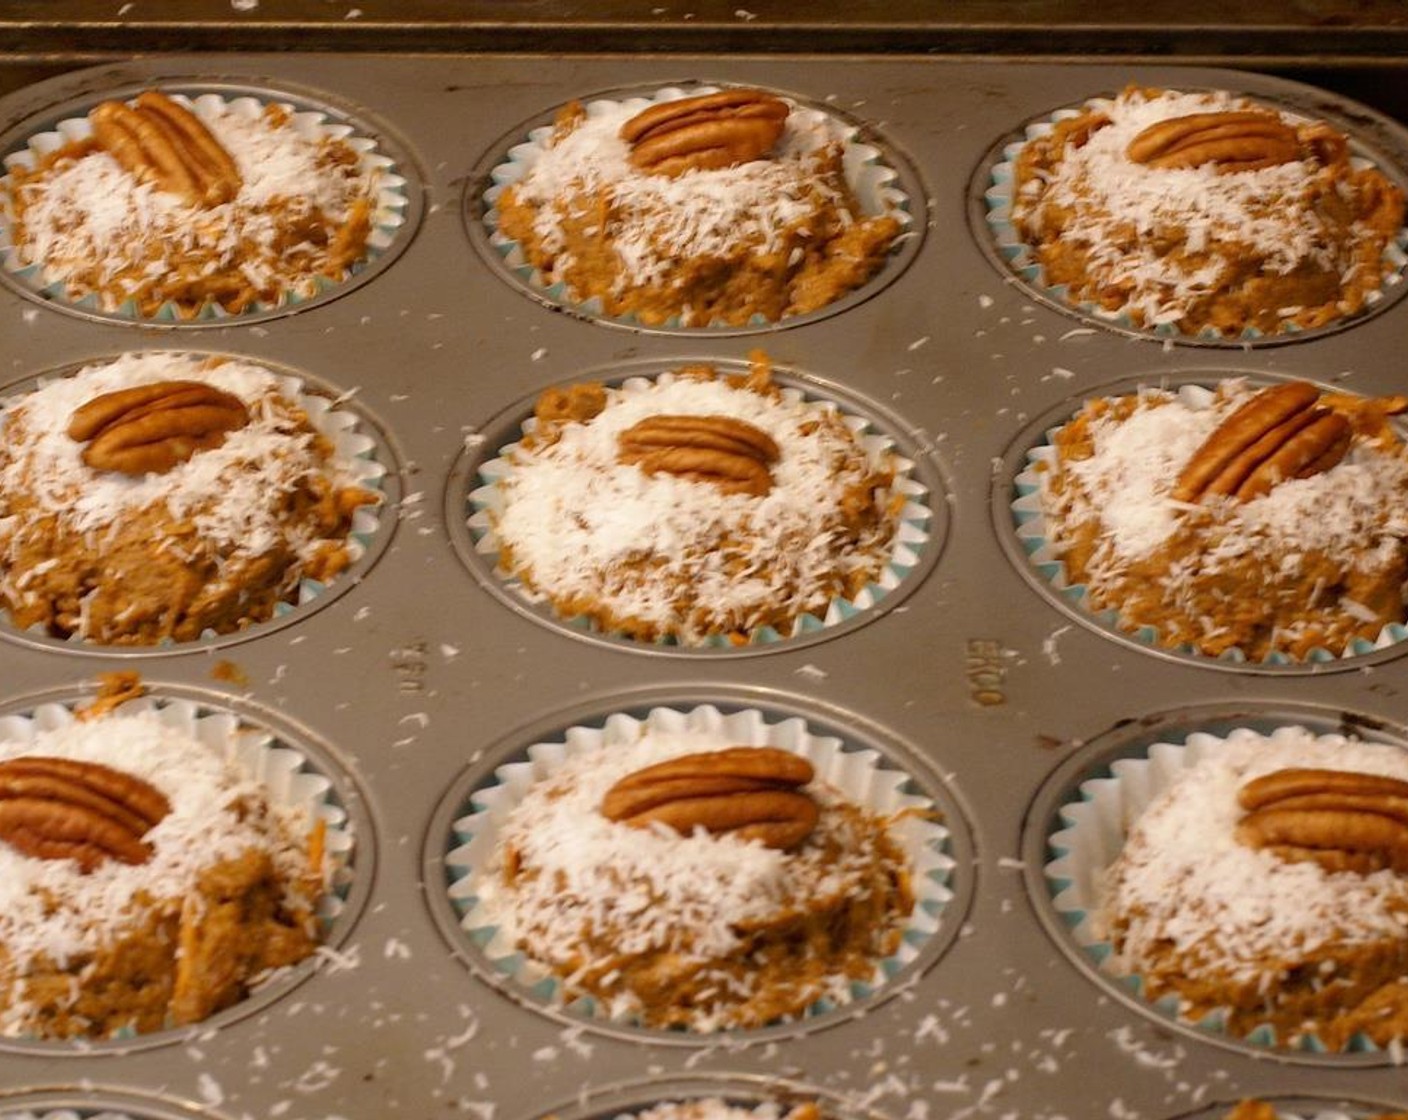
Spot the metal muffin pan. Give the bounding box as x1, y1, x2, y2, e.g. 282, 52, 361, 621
0, 53, 1406, 1119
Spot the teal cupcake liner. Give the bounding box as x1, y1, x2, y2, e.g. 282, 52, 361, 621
482, 85, 914, 331
0, 91, 409, 322
444, 703, 954, 1033
467, 370, 932, 649
983, 96, 1408, 343
1045, 726, 1400, 1056
1010, 382, 1408, 665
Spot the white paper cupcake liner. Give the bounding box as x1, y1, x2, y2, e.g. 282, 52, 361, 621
0, 90, 410, 322
444, 704, 954, 1032
482, 85, 915, 330
7, 357, 388, 649
467, 370, 932, 648
983, 94, 1408, 343
1010, 382, 1408, 665
1044, 726, 1401, 1055
0, 692, 356, 1042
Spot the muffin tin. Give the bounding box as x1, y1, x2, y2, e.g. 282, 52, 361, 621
0, 54, 1406, 1120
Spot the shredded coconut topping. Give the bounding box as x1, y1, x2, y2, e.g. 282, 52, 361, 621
0, 352, 364, 559
506, 99, 846, 287
490, 374, 899, 642
1048, 381, 1408, 574
0, 707, 310, 980
484, 730, 878, 961
5, 95, 378, 311
1101, 727, 1408, 984
1012, 87, 1398, 329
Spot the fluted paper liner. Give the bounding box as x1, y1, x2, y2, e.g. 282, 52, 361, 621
1010, 381, 1408, 665
467, 370, 933, 648
0, 91, 410, 322
983, 95, 1408, 343
482, 85, 914, 330
0, 693, 355, 1042
444, 704, 953, 1031
1044, 726, 1398, 1055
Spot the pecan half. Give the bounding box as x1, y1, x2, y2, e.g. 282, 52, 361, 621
621, 89, 789, 177
91, 91, 242, 208
617, 413, 780, 496
602, 746, 819, 850
1171, 381, 1351, 503
1126, 109, 1301, 173
68, 379, 250, 476
0, 756, 171, 872
1235, 767, 1408, 874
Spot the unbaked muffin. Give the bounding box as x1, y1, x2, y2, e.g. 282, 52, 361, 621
0, 351, 381, 645
1007, 85, 1406, 337
491, 87, 904, 327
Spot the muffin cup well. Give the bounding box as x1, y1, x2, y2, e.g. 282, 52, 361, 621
979, 90, 1408, 345
1043, 724, 1408, 1059
0, 87, 412, 324
0, 689, 361, 1053
1008, 379, 1408, 668
465, 366, 935, 651
442, 702, 954, 1037
0, 353, 393, 654
476, 83, 920, 333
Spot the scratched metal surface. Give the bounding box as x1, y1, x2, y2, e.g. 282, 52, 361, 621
0, 55, 1405, 1120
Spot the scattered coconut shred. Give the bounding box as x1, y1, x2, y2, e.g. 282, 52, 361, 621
0, 706, 313, 1036
490, 372, 902, 644
477, 729, 913, 1031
